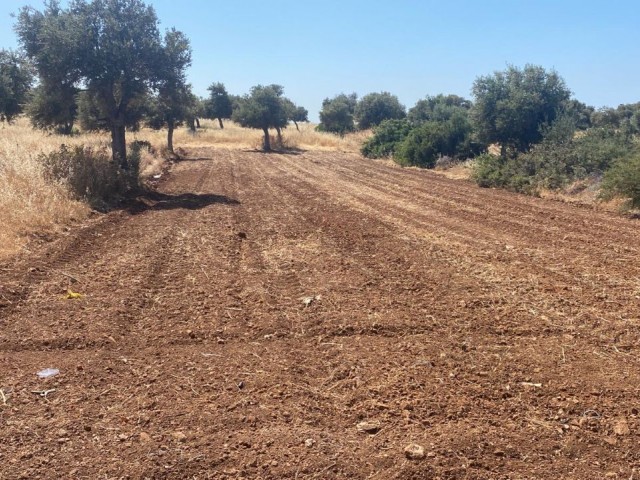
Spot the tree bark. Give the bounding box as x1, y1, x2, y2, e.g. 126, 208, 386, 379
262, 127, 271, 152
218, 117, 224, 129
275, 126, 283, 147
293, 120, 299, 131
111, 123, 127, 169
195, 117, 200, 128
167, 121, 174, 154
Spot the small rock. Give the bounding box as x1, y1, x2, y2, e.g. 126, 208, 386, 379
404, 443, 425, 460
614, 418, 631, 436
172, 431, 187, 442
304, 438, 315, 448
118, 434, 128, 442
356, 421, 381, 434
139, 432, 152, 443
270, 460, 279, 467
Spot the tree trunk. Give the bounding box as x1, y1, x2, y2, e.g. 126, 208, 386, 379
167, 121, 175, 154
293, 120, 299, 131
195, 117, 200, 128
111, 124, 127, 169
275, 126, 283, 147
262, 127, 271, 152
218, 117, 224, 129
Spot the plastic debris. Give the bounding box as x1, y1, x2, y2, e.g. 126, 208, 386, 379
301, 295, 321, 307
65, 289, 84, 299
37, 368, 60, 379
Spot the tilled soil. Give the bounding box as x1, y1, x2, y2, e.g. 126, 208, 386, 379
1, 147, 640, 479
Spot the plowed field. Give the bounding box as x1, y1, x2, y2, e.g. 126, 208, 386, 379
2, 147, 640, 479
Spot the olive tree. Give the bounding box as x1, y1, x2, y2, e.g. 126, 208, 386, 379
0, 49, 33, 123
355, 92, 406, 129
232, 84, 288, 152
146, 29, 194, 153
205, 82, 233, 129
16, 0, 181, 169
471, 65, 571, 155
317, 93, 357, 134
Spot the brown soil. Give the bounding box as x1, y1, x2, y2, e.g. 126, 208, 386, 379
2, 147, 640, 479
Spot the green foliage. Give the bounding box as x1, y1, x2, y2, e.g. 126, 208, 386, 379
232, 84, 289, 151
407, 94, 472, 125
205, 82, 233, 127
292, 106, 308, 123
0, 49, 33, 122
471, 64, 571, 153
591, 102, 640, 134
355, 92, 406, 129
601, 154, 640, 209
16, 0, 181, 168
317, 93, 357, 134
39, 143, 140, 210
146, 28, 194, 152
473, 113, 638, 194
281, 98, 308, 130
361, 119, 412, 158
394, 112, 477, 168
26, 81, 77, 134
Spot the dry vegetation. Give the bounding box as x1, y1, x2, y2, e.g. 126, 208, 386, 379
0, 118, 369, 259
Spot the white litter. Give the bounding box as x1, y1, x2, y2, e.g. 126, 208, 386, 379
37, 368, 60, 379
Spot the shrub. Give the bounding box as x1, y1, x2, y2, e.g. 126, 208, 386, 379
394, 113, 477, 168
361, 119, 412, 158
473, 113, 638, 195
600, 154, 640, 209
39, 143, 140, 210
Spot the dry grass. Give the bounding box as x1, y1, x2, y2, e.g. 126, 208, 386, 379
0, 119, 90, 258
0, 118, 368, 259
140, 119, 370, 153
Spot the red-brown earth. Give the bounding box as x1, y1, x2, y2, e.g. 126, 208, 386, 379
1, 147, 640, 479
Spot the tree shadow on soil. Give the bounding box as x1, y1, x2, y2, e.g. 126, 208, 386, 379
240, 148, 306, 156
126, 191, 239, 214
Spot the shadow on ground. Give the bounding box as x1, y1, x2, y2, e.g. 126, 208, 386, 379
127, 191, 240, 214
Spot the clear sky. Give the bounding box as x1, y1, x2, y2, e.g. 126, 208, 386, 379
1, 0, 639, 121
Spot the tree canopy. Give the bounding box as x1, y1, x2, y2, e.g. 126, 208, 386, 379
355, 92, 406, 130
16, 0, 183, 168
146, 28, 194, 153
205, 82, 233, 129
0, 49, 33, 123
407, 94, 472, 125
232, 84, 288, 151
317, 93, 357, 134
471, 64, 571, 155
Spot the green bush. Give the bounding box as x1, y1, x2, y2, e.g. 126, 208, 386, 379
473, 115, 638, 195
394, 113, 477, 168
39, 143, 141, 210
601, 154, 640, 209
361, 119, 412, 158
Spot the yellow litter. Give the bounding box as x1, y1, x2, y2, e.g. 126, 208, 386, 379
65, 289, 84, 300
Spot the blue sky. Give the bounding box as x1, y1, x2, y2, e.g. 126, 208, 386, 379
1, 0, 639, 121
